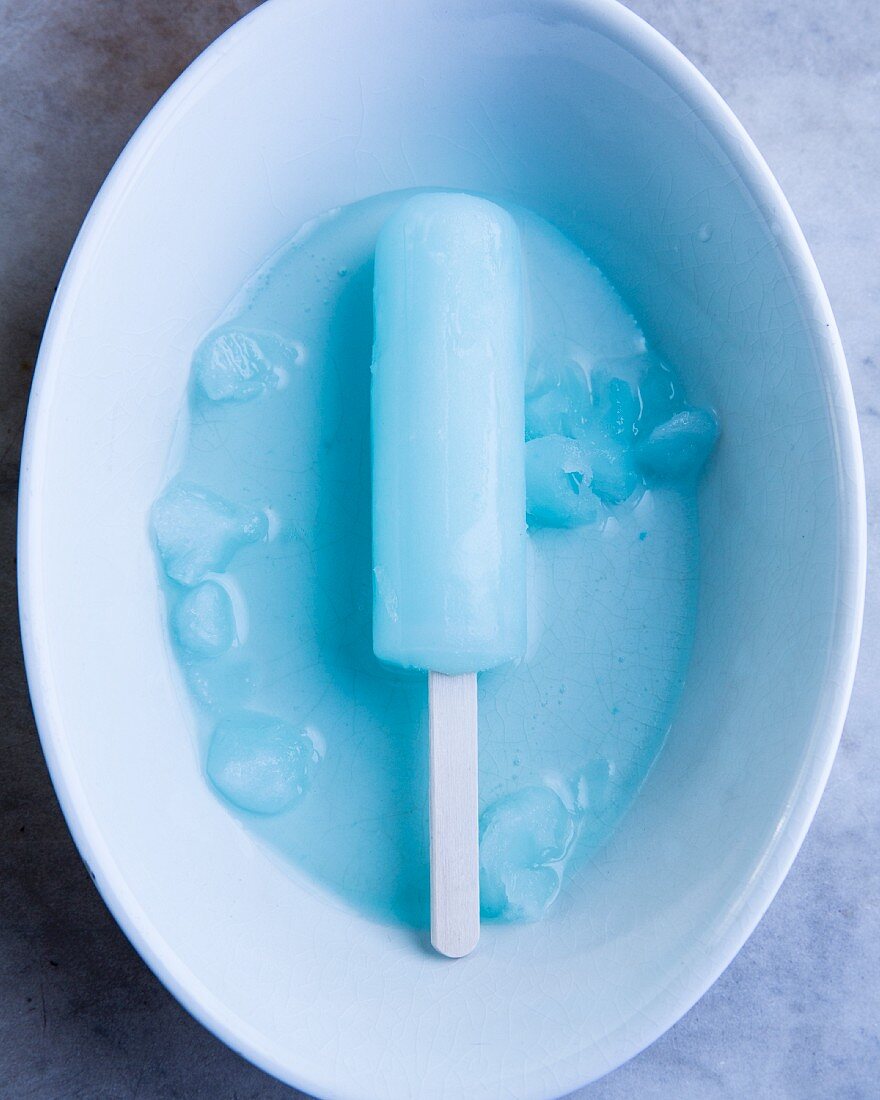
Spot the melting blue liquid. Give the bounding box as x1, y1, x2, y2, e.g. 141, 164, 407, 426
152, 191, 717, 927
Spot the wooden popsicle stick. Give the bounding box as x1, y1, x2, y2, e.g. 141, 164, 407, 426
428, 671, 480, 958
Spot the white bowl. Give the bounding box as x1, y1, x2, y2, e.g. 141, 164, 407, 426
18, 1, 865, 1097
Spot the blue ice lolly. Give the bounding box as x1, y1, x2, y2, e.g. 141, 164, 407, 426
371, 193, 527, 675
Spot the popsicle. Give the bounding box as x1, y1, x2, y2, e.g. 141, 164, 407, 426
371, 193, 527, 956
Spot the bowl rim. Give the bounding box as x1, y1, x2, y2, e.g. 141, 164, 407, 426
17, 0, 867, 1096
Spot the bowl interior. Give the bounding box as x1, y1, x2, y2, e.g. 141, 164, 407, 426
21, 1, 862, 1097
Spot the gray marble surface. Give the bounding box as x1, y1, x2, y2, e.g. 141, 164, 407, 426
0, 1, 876, 1096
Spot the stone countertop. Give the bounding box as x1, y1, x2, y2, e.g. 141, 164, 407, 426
0, 1, 876, 1096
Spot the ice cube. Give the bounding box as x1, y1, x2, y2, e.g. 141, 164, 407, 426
525, 435, 601, 528
172, 581, 235, 657
586, 436, 639, 505
589, 370, 640, 442
635, 357, 686, 436
524, 352, 590, 440
568, 416, 639, 506
479, 786, 576, 922
206, 712, 320, 815
193, 328, 284, 402
152, 482, 267, 585
636, 407, 719, 482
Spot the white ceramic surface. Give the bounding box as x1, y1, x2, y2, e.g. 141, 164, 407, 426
18, 1, 865, 1097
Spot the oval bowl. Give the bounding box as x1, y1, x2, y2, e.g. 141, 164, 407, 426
19, 1, 865, 1097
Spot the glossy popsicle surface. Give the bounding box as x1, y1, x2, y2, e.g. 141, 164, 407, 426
371, 193, 527, 676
